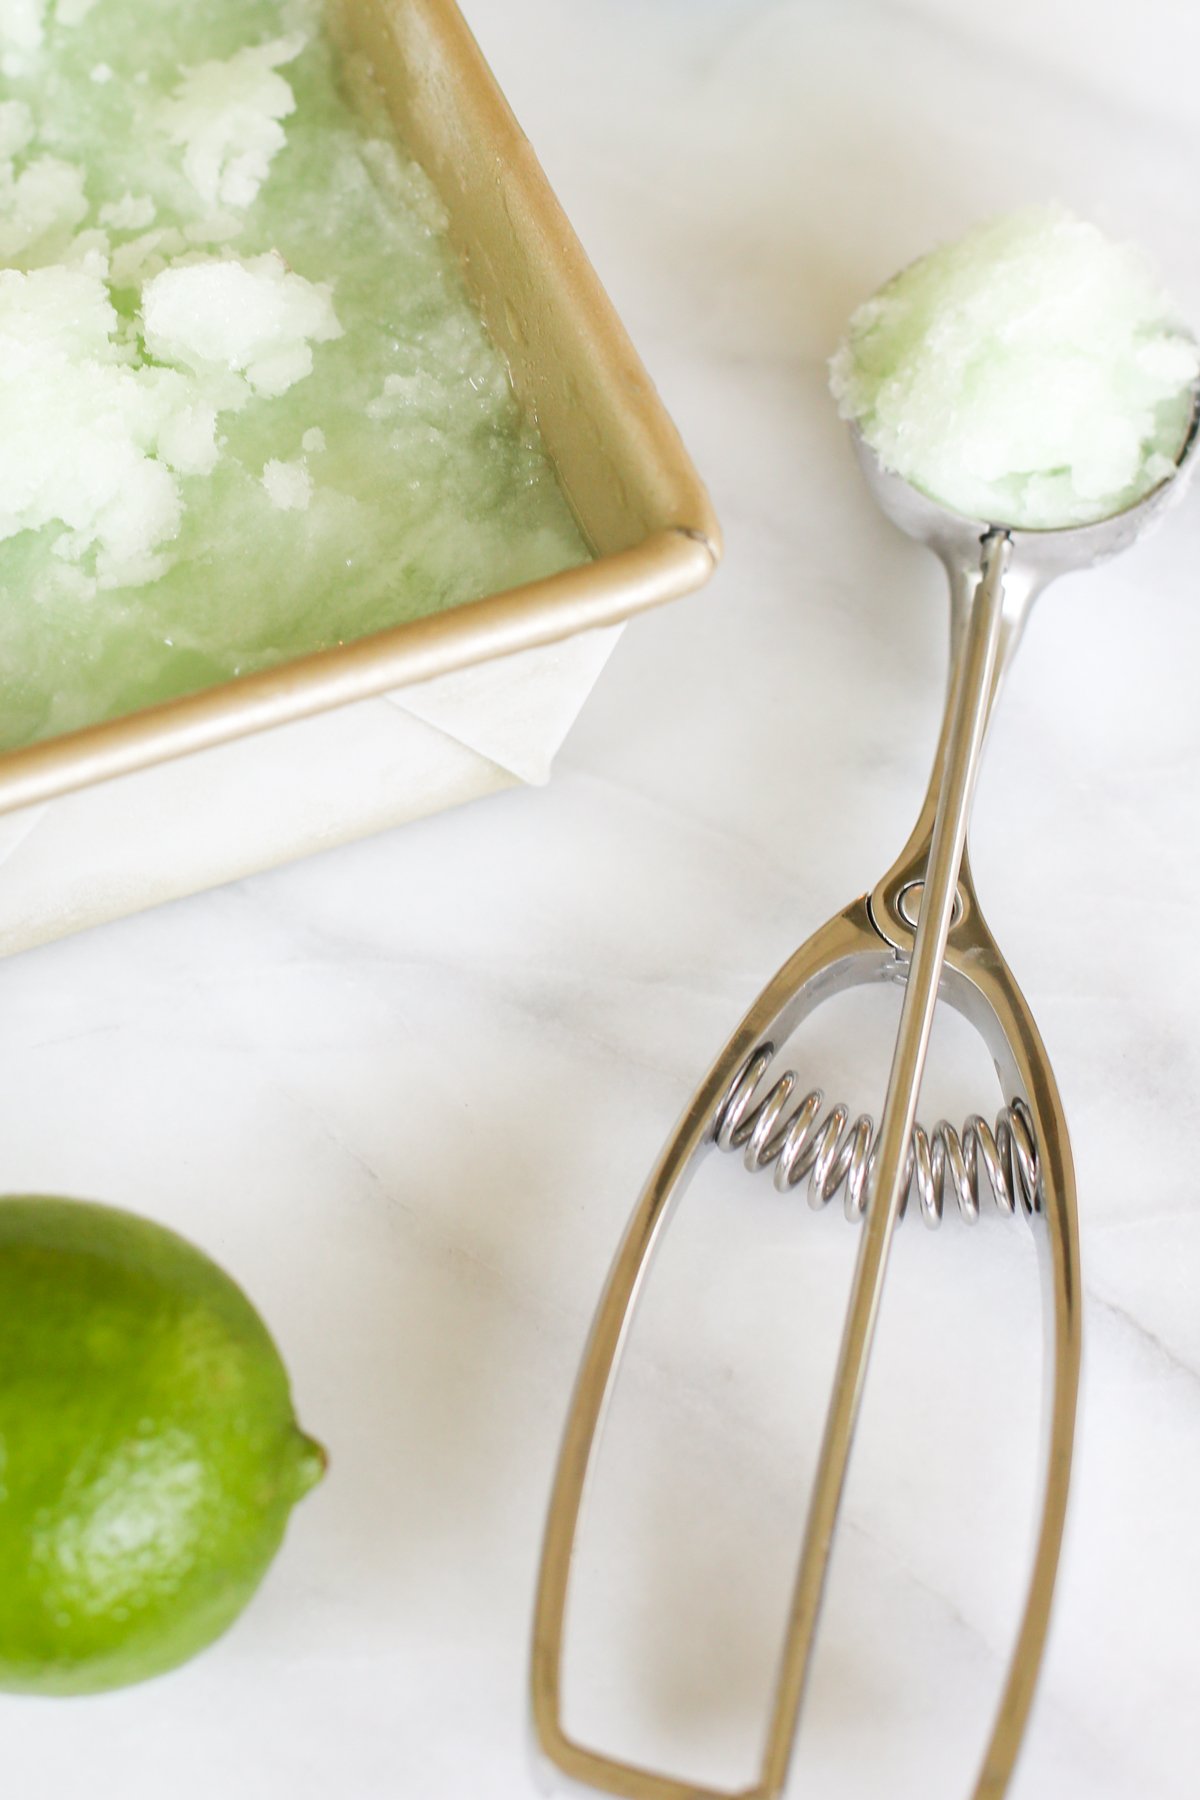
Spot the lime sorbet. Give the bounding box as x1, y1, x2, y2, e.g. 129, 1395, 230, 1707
0, 0, 589, 749
830, 207, 1199, 530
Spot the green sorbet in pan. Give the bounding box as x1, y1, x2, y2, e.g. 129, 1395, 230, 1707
0, 0, 589, 750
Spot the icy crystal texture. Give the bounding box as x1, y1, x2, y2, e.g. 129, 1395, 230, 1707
830, 208, 1199, 530
0, 0, 588, 747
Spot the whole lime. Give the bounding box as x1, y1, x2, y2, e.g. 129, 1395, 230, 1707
0, 1195, 325, 1695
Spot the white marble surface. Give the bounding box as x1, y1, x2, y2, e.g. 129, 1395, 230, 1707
4, 1, 1200, 1794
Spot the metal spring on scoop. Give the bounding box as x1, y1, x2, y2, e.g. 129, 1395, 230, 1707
712, 1043, 1040, 1226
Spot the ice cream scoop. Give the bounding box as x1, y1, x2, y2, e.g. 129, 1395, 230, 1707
531, 237, 1199, 1800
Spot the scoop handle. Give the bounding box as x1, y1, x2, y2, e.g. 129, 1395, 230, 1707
760, 530, 1013, 1792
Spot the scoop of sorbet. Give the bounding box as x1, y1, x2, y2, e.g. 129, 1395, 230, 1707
829, 206, 1199, 529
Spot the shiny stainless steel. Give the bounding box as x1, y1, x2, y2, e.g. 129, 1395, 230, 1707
532, 409, 1199, 1800
714, 1048, 1039, 1225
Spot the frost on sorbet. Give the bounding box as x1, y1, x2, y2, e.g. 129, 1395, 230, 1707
0, 266, 220, 587
161, 35, 306, 210
14, 239, 342, 596
1, 0, 97, 70
141, 253, 342, 398
0, 100, 88, 261
0, 100, 34, 159
99, 193, 157, 231
0, 0, 47, 69
261, 458, 312, 510
829, 207, 1200, 529
0, 157, 88, 259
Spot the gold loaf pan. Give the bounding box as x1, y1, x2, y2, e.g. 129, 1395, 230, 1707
0, 0, 719, 952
